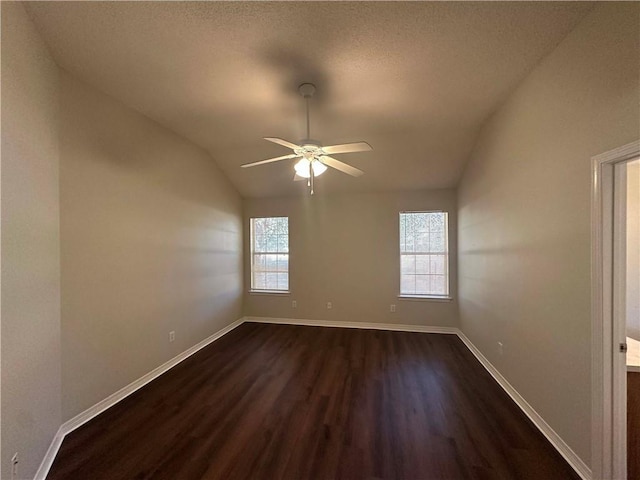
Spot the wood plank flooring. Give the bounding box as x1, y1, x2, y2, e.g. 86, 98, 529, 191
629, 371, 639, 480
48, 323, 579, 479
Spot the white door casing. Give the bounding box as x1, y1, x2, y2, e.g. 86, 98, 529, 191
591, 140, 640, 480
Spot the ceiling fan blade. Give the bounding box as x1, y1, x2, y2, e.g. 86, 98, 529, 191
322, 142, 372, 155
320, 156, 364, 177
264, 137, 301, 150
241, 154, 299, 168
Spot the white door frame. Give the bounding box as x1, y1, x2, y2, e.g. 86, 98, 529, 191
591, 140, 640, 480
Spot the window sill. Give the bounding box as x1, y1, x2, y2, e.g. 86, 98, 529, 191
249, 290, 291, 296
398, 295, 453, 302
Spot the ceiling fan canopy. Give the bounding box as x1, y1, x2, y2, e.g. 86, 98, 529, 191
241, 83, 373, 194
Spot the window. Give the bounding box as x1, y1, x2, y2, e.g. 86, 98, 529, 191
399, 211, 449, 297
250, 217, 289, 291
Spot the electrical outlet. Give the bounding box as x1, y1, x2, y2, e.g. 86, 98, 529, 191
327, 302, 332, 309
292, 300, 297, 309
169, 331, 175, 343
498, 342, 504, 355
11, 453, 18, 480
390, 304, 396, 312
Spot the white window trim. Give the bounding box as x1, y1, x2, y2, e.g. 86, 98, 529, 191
249, 216, 290, 293
397, 294, 453, 302
248, 289, 291, 295
398, 210, 450, 297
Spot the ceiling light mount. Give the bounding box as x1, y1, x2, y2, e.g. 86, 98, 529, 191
298, 83, 316, 98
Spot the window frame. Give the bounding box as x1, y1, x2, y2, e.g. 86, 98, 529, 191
398, 210, 451, 300
249, 216, 290, 294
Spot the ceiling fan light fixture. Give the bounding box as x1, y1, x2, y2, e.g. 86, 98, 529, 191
240, 83, 372, 194
294, 158, 327, 178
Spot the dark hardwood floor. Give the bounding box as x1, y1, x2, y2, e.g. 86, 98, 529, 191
48, 323, 578, 479
629, 371, 639, 480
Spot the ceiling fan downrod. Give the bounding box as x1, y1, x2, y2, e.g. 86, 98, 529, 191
299, 83, 317, 194
298, 82, 315, 142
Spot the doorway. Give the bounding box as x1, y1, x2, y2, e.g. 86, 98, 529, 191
621, 158, 640, 479
592, 141, 640, 480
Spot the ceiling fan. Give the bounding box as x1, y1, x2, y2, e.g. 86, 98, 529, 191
241, 83, 373, 194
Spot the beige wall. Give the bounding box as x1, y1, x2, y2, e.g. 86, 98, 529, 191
628, 160, 640, 341
59, 73, 243, 421
244, 190, 458, 327
457, 2, 639, 467
1, 4, 244, 469
1, 3, 62, 478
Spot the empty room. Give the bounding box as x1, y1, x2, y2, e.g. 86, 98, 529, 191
2, 1, 639, 479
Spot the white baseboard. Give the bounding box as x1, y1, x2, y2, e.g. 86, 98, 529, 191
33, 317, 245, 480
34, 317, 591, 480
33, 426, 65, 480
245, 316, 459, 334
456, 330, 592, 480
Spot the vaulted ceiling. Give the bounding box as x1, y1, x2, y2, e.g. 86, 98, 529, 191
26, 1, 593, 197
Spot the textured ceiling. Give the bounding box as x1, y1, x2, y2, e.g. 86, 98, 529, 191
26, 1, 593, 197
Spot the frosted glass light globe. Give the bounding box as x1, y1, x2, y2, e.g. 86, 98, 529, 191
294, 158, 327, 178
